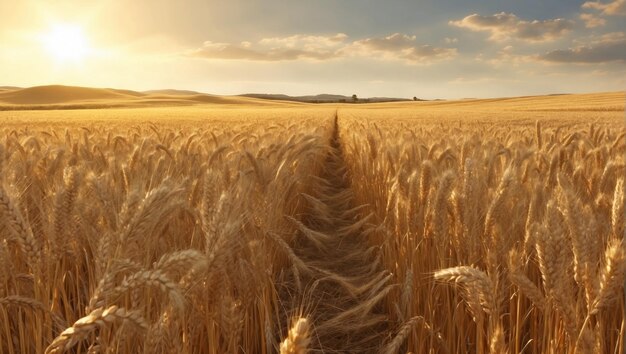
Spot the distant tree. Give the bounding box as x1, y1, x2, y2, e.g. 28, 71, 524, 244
413, 96, 418, 101
352, 94, 358, 102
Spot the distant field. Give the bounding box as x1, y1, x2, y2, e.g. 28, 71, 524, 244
0, 91, 624, 353
1, 85, 623, 113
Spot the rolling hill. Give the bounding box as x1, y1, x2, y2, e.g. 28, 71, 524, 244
0, 85, 623, 112
0, 85, 283, 110
242, 93, 410, 103
0, 85, 143, 104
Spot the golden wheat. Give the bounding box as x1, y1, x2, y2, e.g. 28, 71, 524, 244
340, 109, 624, 353
0, 101, 623, 353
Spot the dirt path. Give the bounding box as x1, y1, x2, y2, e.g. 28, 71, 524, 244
279, 113, 391, 353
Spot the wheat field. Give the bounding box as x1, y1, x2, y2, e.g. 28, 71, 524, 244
0, 93, 624, 353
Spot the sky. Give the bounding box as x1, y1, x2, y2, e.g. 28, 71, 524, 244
0, 0, 625, 99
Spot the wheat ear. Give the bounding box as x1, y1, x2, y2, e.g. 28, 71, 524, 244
434, 266, 497, 320
280, 317, 310, 354
45, 305, 147, 354
507, 249, 545, 309
590, 239, 626, 314
383, 316, 426, 354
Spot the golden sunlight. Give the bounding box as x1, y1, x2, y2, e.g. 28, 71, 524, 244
0, 2, 624, 353
41, 23, 91, 63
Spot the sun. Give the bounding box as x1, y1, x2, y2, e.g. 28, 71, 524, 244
42, 23, 92, 63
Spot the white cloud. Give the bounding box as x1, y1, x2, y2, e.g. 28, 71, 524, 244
537, 34, 626, 63
450, 12, 574, 42
478, 46, 531, 67
346, 33, 457, 63
580, 13, 607, 27
189, 41, 339, 61
351, 33, 417, 52
400, 45, 458, 62
582, 0, 626, 15
189, 34, 347, 61
259, 33, 348, 50
449, 77, 515, 85
589, 31, 625, 43
473, 32, 626, 67
189, 33, 456, 64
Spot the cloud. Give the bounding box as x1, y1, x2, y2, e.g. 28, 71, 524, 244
571, 31, 626, 46
449, 77, 518, 85
477, 32, 626, 66
582, 0, 626, 15
351, 33, 417, 52
189, 34, 346, 61
189, 41, 339, 61
537, 36, 626, 63
259, 33, 348, 50
189, 33, 456, 64
477, 45, 532, 67
400, 45, 458, 62
580, 13, 607, 27
450, 12, 574, 42
347, 33, 457, 63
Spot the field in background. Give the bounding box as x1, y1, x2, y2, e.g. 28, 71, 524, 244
0, 92, 624, 353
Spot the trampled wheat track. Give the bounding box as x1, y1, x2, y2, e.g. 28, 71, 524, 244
280, 113, 391, 353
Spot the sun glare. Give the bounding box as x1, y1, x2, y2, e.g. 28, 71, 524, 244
42, 23, 91, 63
